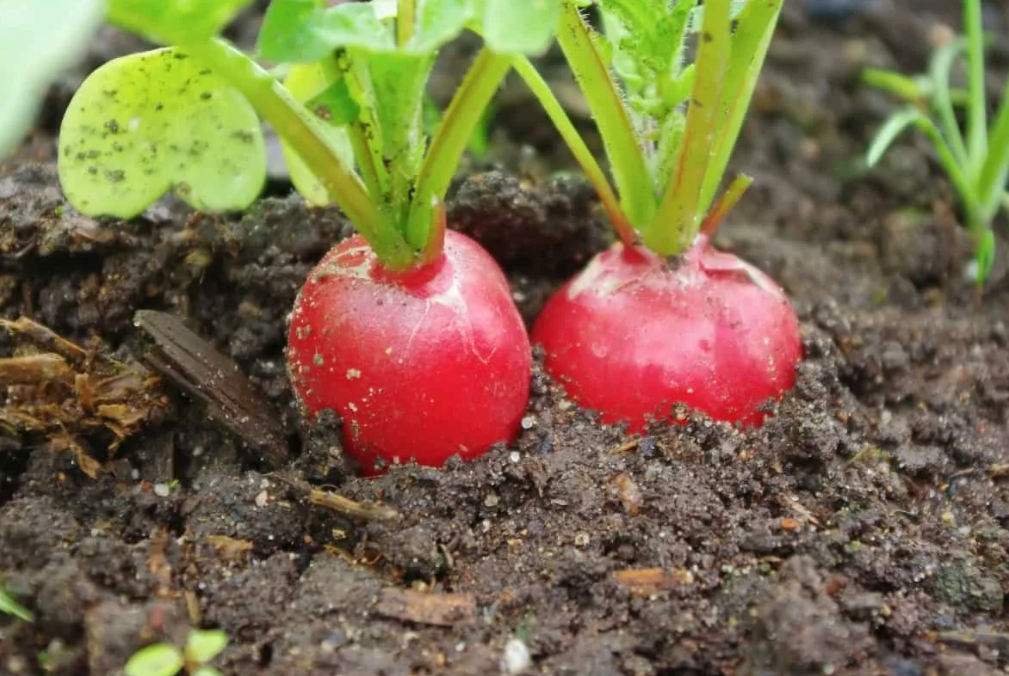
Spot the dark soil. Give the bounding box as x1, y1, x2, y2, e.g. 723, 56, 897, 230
4, 2, 1009, 675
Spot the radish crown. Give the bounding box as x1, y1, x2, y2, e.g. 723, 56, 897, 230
514, 0, 782, 256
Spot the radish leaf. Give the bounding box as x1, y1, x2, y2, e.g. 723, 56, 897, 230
59, 48, 266, 218
109, 0, 254, 45
482, 0, 561, 55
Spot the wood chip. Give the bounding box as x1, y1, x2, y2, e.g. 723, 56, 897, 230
374, 589, 476, 627
134, 310, 288, 469
0, 354, 74, 386
612, 568, 694, 595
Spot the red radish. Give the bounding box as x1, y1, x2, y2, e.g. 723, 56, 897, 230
532, 236, 801, 431
287, 230, 531, 474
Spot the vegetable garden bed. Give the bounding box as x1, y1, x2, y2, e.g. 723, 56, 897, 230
2, 1, 1009, 675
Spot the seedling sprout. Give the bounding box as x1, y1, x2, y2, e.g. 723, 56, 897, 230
124, 629, 228, 676
864, 0, 1009, 285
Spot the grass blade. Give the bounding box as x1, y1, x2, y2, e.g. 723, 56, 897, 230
928, 39, 970, 168
556, 2, 654, 230
867, 107, 975, 217
512, 56, 636, 245
964, 0, 987, 166
977, 75, 1009, 221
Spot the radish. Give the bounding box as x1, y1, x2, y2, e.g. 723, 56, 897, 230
516, 0, 800, 428
57, 0, 557, 472
288, 230, 530, 474
532, 236, 800, 430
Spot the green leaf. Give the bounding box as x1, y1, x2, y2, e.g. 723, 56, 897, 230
866, 107, 973, 208
258, 1, 394, 63
410, 0, 476, 52
977, 73, 1009, 221
280, 62, 356, 206
124, 644, 185, 676
866, 108, 928, 167
307, 79, 362, 126
0, 0, 104, 159
0, 588, 33, 622
108, 0, 253, 45
184, 629, 228, 664
192, 668, 223, 676
58, 47, 266, 218
482, 0, 561, 55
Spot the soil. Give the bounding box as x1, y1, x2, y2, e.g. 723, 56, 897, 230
3, 2, 1009, 675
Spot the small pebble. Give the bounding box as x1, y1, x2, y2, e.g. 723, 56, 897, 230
484, 493, 500, 508
521, 416, 536, 430
509, 451, 521, 463
501, 638, 531, 675
255, 490, 269, 508
153, 483, 170, 497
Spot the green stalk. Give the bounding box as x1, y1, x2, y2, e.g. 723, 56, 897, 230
977, 74, 1009, 220
323, 53, 387, 201
700, 174, 752, 237
695, 0, 781, 223
397, 0, 416, 46
647, 0, 731, 255
965, 0, 987, 168
184, 38, 413, 268
929, 40, 970, 168
407, 47, 512, 254
511, 56, 636, 246
555, 2, 654, 230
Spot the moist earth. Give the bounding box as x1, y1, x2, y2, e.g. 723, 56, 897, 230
3, 2, 1009, 675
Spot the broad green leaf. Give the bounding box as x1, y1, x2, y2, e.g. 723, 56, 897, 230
0, 588, 33, 622
483, 0, 561, 55
59, 48, 266, 218
184, 629, 228, 664
280, 63, 356, 206
192, 668, 223, 676
0, 0, 104, 159
258, 0, 334, 64
258, 1, 393, 63
124, 644, 184, 676
108, 0, 253, 45
410, 0, 476, 52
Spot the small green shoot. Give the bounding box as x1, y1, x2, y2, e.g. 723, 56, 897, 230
864, 0, 1008, 285
0, 586, 33, 622
124, 629, 227, 676
59, 0, 555, 272
511, 0, 782, 257
0, 0, 105, 158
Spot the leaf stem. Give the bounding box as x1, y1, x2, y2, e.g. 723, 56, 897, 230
555, 2, 654, 230
398, 0, 416, 47
408, 47, 512, 254
647, 0, 731, 255
700, 174, 752, 237
183, 38, 413, 268
511, 56, 636, 246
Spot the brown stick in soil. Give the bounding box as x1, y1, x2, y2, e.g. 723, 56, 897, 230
134, 310, 289, 469
374, 588, 476, 627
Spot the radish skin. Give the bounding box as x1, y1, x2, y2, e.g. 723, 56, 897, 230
532, 237, 802, 430
288, 230, 531, 474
